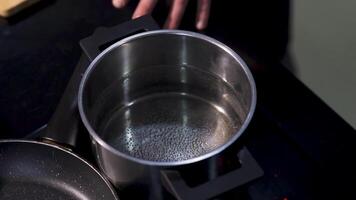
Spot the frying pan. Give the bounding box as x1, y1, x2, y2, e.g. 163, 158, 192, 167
0, 140, 118, 200
0, 50, 118, 199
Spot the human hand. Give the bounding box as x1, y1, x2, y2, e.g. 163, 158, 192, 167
112, 0, 211, 30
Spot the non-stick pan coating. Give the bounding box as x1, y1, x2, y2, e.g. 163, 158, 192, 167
0, 140, 118, 200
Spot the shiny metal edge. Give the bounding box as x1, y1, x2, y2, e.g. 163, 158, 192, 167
0, 139, 119, 200
78, 30, 257, 167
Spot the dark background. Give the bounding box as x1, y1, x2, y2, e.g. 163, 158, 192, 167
0, 0, 290, 137
0, 0, 355, 199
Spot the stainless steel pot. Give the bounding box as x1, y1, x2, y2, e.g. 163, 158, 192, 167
78, 16, 256, 199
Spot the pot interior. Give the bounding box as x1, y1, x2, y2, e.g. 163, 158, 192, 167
80, 31, 255, 163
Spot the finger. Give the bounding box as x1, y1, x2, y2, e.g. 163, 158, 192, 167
196, 0, 211, 30
112, 0, 130, 9
132, 0, 158, 19
164, 0, 188, 29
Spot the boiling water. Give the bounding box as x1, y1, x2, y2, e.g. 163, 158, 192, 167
98, 65, 242, 162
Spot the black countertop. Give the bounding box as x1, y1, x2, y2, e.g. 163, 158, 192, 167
0, 0, 355, 199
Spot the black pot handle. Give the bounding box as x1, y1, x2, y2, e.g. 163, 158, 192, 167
43, 16, 159, 147
161, 147, 264, 200
80, 15, 160, 61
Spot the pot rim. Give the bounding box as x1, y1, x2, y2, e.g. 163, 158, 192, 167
78, 30, 257, 167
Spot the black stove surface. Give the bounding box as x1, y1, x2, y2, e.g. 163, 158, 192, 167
1, 0, 356, 199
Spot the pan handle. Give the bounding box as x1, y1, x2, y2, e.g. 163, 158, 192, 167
161, 147, 264, 200
43, 16, 160, 147
80, 15, 160, 61
43, 54, 90, 147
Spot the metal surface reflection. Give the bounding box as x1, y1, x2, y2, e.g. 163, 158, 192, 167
78, 31, 256, 190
